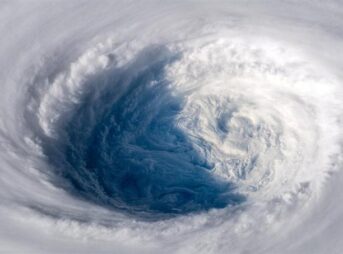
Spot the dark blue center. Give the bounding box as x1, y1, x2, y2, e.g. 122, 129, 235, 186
43, 47, 244, 218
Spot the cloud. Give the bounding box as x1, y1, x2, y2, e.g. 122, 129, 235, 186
0, 1, 342, 253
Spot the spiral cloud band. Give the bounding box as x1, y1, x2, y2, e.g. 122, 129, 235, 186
1, 1, 343, 253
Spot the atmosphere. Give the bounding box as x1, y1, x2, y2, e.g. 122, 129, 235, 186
0, 1, 343, 254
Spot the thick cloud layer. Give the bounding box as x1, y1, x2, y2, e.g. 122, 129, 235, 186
0, 1, 343, 253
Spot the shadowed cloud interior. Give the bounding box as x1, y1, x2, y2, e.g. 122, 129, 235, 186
42, 46, 244, 217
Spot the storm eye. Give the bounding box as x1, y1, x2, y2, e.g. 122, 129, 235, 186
42, 46, 244, 218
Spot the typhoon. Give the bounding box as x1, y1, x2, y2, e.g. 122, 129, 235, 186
0, 1, 343, 254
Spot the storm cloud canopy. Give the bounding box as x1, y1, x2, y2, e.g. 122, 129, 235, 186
0, 1, 343, 253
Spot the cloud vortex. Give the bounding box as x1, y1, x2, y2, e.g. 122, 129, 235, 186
0, 1, 343, 253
